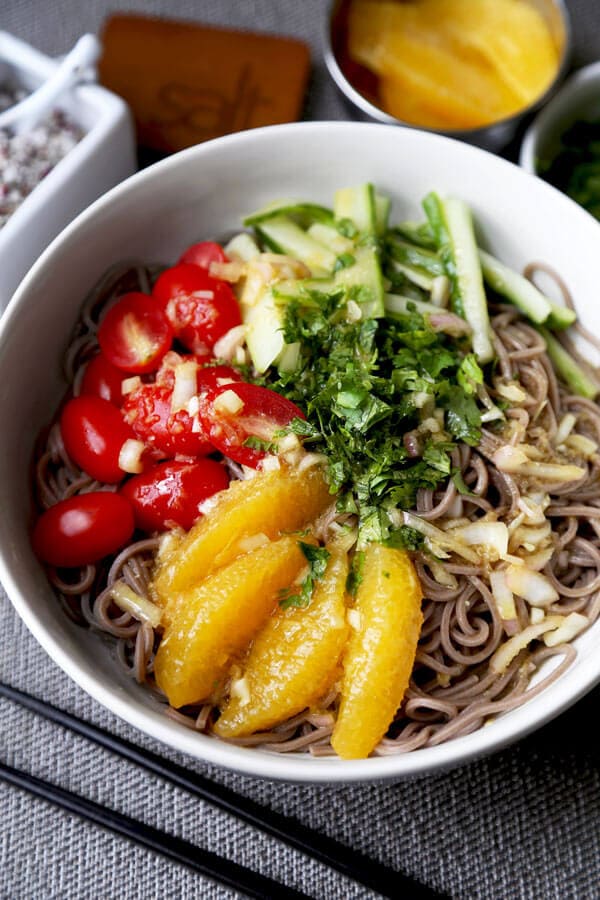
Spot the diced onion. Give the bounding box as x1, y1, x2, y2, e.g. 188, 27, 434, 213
565, 434, 598, 458
510, 521, 552, 552
402, 512, 480, 563
492, 445, 586, 482
121, 376, 142, 395
489, 570, 517, 623
490, 616, 565, 673
118, 438, 146, 474
530, 607, 545, 625
213, 389, 244, 415
453, 521, 509, 559
554, 413, 577, 446
230, 675, 251, 706
213, 324, 247, 360
543, 612, 588, 647
170, 360, 199, 413
209, 260, 245, 282
297, 452, 328, 472
428, 560, 458, 588
278, 433, 300, 453
346, 300, 362, 323
517, 495, 549, 525
495, 381, 527, 403
260, 455, 281, 472
521, 546, 554, 572
109, 580, 162, 628
187, 395, 200, 416
347, 608, 362, 631
505, 565, 559, 607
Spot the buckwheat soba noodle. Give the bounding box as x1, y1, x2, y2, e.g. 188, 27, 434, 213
32, 193, 600, 758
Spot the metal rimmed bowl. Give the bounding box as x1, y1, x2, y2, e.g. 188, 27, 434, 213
324, 0, 571, 151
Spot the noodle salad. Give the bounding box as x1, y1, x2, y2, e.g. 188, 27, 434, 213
32, 184, 600, 759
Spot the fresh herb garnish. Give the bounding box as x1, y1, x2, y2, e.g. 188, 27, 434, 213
279, 542, 331, 609
346, 550, 366, 596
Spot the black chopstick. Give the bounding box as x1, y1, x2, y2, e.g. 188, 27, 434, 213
0, 681, 446, 900
0, 760, 307, 900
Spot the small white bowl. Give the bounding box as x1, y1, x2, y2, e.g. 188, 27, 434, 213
2, 122, 600, 783
520, 60, 600, 176
0, 32, 136, 311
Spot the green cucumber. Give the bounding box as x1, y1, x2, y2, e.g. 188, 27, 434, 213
538, 327, 599, 399
255, 216, 337, 276
424, 192, 494, 364
334, 245, 385, 318
224, 232, 260, 262
479, 249, 552, 324
244, 200, 334, 228
334, 184, 377, 235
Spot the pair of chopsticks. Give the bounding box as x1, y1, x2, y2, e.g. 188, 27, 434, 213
0, 681, 447, 899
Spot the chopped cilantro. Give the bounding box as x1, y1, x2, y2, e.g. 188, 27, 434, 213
451, 467, 475, 496
279, 542, 330, 609
385, 526, 424, 551
253, 200, 487, 545
346, 551, 365, 596
334, 252, 356, 272
243, 435, 278, 453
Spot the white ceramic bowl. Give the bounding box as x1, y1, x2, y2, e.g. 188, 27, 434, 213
1, 122, 600, 783
0, 31, 136, 311
520, 60, 600, 176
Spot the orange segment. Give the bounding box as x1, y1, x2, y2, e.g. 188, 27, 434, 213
331, 545, 423, 760
152, 465, 332, 619
347, 0, 559, 130
154, 535, 306, 708
214, 544, 349, 738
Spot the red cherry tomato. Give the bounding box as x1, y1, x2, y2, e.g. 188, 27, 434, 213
199, 382, 305, 467
122, 382, 213, 458
80, 353, 125, 405
152, 264, 241, 355
197, 364, 243, 394
121, 459, 229, 532
178, 241, 228, 270
61, 396, 137, 483
32, 492, 135, 567
98, 292, 174, 374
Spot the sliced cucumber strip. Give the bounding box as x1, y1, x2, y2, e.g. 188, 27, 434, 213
244, 200, 334, 228
424, 192, 494, 364
255, 217, 337, 276
334, 183, 376, 235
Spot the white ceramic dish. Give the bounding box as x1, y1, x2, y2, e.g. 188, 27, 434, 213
0, 31, 136, 311
520, 60, 600, 175
1, 122, 600, 783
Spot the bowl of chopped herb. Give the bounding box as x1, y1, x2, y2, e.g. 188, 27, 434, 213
520, 60, 600, 221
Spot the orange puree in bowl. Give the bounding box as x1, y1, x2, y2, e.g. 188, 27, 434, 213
347, 0, 560, 130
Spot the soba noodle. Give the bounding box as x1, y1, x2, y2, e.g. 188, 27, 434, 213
34, 261, 600, 756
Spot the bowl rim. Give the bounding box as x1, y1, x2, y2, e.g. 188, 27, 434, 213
3, 120, 600, 783
323, 0, 572, 139
520, 59, 600, 173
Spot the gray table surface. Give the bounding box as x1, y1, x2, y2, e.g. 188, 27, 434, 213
2, 2, 600, 898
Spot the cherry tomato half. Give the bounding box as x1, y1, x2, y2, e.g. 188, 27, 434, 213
98, 292, 174, 374
121, 459, 229, 532
198, 382, 305, 467
152, 264, 241, 355
122, 382, 213, 458
61, 395, 138, 483
178, 241, 228, 270
80, 353, 125, 406
32, 492, 135, 568
197, 364, 243, 394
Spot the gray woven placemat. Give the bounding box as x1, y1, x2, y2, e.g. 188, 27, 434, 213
2, 1, 600, 898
